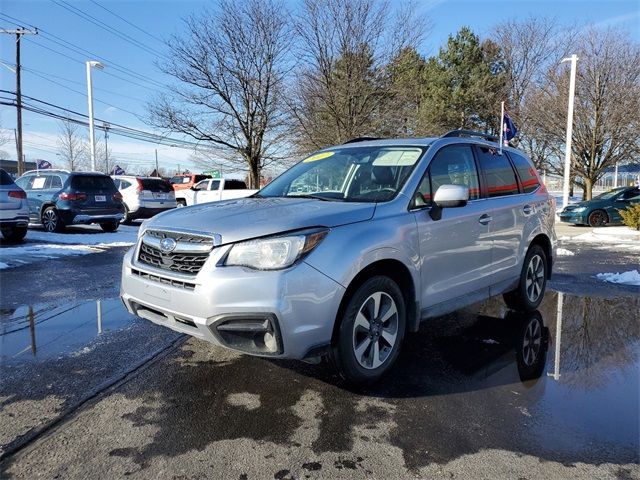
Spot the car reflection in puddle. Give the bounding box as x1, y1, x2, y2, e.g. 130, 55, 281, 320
0, 298, 134, 364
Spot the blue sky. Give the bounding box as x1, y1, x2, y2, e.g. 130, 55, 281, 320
1, 0, 639, 173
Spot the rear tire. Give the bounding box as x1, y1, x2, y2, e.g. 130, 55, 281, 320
100, 221, 119, 232
121, 205, 132, 225
42, 207, 65, 233
331, 276, 406, 385
503, 245, 547, 311
1, 226, 27, 241
587, 209, 607, 227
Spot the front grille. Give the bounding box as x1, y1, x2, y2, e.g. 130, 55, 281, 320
131, 268, 196, 290
138, 243, 209, 274
146, 229, 214, 245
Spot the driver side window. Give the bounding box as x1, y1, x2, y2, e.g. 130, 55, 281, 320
415, 145, 479, 206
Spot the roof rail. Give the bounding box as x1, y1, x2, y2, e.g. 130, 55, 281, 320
23, 168, 70, 175
342, 137, 382, 144
441, 130, 498, 143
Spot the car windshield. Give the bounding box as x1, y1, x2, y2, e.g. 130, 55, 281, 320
259, 146, 426, 202
592, 188, 625, 200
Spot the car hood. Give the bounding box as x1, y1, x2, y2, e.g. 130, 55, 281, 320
145, 197, 376, 245
564, 199, 603, 211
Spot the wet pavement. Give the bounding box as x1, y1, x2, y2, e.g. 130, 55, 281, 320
1, 289, 638, 479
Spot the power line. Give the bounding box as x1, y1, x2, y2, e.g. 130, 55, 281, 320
87, 0, 166, 45
0, 12, 170, 92
49, 0, 167, 59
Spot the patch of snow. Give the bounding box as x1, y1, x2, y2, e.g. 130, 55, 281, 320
560, 226, 640, 252
27, 224, 138, 246
595, 270, 640, 286
482, 339, 500, 345
0, 243, 98, 270
556, 248, 575, 256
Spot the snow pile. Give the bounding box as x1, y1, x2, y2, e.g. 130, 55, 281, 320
0, 243, 98, 269
556, 248, 575, 256
595, 270, 640, 286
559, 226, 640, 251
27, 224, 138, 247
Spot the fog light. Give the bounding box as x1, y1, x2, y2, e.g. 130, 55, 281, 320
264, 332, 277, 352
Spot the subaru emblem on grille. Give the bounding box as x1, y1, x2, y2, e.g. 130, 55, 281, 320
159, 237, 177, 253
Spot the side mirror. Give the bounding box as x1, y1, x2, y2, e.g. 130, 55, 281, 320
430, 184, 469, 221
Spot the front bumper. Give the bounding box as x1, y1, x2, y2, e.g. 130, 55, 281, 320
120, 246, 345, 360
559, 210, 587, 224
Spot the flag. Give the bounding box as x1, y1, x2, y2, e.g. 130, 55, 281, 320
111, 165, 125, 175
502, 110, 518, 142
37, 159, 52, 170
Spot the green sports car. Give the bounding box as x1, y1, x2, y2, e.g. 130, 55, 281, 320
559, 186, 640, 227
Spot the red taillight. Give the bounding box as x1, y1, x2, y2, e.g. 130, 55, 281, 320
59, 192, 87, 201
136, 178, 143, 193
8, 190, 27, 199
113, 192, 123, 202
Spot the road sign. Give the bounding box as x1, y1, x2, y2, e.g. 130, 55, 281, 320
203, 169, 221, 178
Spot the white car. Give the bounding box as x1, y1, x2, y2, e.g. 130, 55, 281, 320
112, 176, 177, 224
0, 168, 29, 241
175, 178, 258, 207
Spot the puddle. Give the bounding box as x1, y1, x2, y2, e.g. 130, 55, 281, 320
0, 298, 135, 364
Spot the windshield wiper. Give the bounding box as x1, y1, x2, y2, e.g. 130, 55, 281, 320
287, 194, 341, 202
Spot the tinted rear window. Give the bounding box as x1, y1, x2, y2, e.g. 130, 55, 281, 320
70, 175, 117, 191
195, 175, 210, 183
140, 178, 173, 192
224, 180, 248, 190
475, 146, 519, 197
0, 169, 14, 185
509, 152, 540, 194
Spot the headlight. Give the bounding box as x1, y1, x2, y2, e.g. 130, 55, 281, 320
572, 207, 586, 213
224, 229, 328, 270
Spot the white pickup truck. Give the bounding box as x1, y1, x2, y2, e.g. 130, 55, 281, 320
175, 178, 258, 207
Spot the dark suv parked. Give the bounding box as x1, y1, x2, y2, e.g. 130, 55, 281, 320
15, 170, 124, 232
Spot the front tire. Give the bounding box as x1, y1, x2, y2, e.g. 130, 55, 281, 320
503, 245, 547, 311
331, 276, 406, 385
1, 226, 27, 241
100, 221, 119, 232
42, 207, 65, 233
587, 209, 607, 227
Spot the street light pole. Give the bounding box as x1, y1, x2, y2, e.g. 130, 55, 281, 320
561, 54, 578, 210
86, 61, 104, 171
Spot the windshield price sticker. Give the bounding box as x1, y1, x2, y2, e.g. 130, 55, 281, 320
303, 151, 335, 163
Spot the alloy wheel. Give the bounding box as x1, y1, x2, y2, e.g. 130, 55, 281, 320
352, 291, 399, 370
522, 319, 542, 366
42, 209, 58, 232
525, 254, 545, 303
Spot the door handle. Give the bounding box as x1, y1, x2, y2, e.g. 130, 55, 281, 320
523, 205, 533, 215
478, 214, 492, 225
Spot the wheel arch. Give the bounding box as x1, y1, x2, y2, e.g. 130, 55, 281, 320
331, 259, 419, 346
40, 202, 57, 219
529, 233, 553, 279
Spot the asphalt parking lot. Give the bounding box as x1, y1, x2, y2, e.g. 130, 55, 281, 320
0, 223, 638, 479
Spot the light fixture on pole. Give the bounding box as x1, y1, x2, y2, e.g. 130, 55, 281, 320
86, 60, 104, 172
561, 54, 578, 210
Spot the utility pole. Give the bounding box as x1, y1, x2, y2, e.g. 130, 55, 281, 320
561, 54, 578, 210
1, 28, 38, 176
155, 149, 159, 177
103, 122, 110, 174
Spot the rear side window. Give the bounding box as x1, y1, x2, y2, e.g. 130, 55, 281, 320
475, 146, 519, 197
15, 176, 30, 190
0, 169, 14, 185
224, 180, 247, 190
509, 152, 540, 194
194, 175, 210, 183
49, 175, 63, 189
70, 175, 117, 191
140, 178, 173, 192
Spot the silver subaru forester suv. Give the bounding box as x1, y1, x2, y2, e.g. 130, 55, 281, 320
121, 131, 556, 384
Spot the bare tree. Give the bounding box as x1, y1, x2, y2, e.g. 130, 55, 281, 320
289, 0, 427, 152
56, 117, 88, 171
149, 0, 291, 188
531, 28, 640, 199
